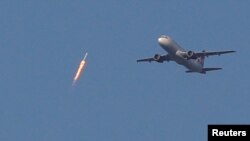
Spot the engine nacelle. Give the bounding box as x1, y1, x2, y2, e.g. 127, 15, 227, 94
153, 54, 160, 60
176, 50, 187, 58
187, 51, 195, 58
153, 54, 164, 63
176, 50, 197, 59
187, 50, 198, 59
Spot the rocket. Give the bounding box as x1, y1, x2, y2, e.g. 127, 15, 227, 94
72, 52, 88, 86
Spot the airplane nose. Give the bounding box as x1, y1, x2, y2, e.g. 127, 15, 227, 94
158, 35, 171, 46
158, 37, 167, 45
158, 37, 163, 43
158, 37, 164, 46
158, 37, 166, 44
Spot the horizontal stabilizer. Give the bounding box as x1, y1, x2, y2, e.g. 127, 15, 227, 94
186, 68, 222, 74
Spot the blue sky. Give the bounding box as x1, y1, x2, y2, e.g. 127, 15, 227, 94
0, 0, 250, 141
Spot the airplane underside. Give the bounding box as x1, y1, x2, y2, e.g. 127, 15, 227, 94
137, 35, 235, 74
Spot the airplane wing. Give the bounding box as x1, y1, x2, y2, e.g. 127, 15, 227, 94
202, 67, 222, 71
195, 50, 236, 57
137, 57, 155, 62
137, 54, 172, 63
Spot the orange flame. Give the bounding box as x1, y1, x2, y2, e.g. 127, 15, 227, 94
72, 60, 86, 86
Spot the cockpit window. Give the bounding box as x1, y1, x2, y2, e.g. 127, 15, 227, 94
160, 35, 168, 39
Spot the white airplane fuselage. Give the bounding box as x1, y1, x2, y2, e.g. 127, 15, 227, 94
158, 36, 203, 73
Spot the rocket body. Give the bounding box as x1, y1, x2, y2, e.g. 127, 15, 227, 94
72, 52, 88, 86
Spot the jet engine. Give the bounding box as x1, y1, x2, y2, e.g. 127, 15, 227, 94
176, 50, 197, 59
187, 51, 193, 57
153, 54, 164, 63
186, 51, 199, 59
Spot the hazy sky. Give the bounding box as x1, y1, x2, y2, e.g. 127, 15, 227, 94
1, 1, 250, 141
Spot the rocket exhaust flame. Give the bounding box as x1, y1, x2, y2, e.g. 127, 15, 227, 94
72, 52, 88, 86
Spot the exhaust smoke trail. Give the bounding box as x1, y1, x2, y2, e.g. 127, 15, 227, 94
72, 52, 88, 86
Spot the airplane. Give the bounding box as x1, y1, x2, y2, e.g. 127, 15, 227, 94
137, 35, 235, 74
